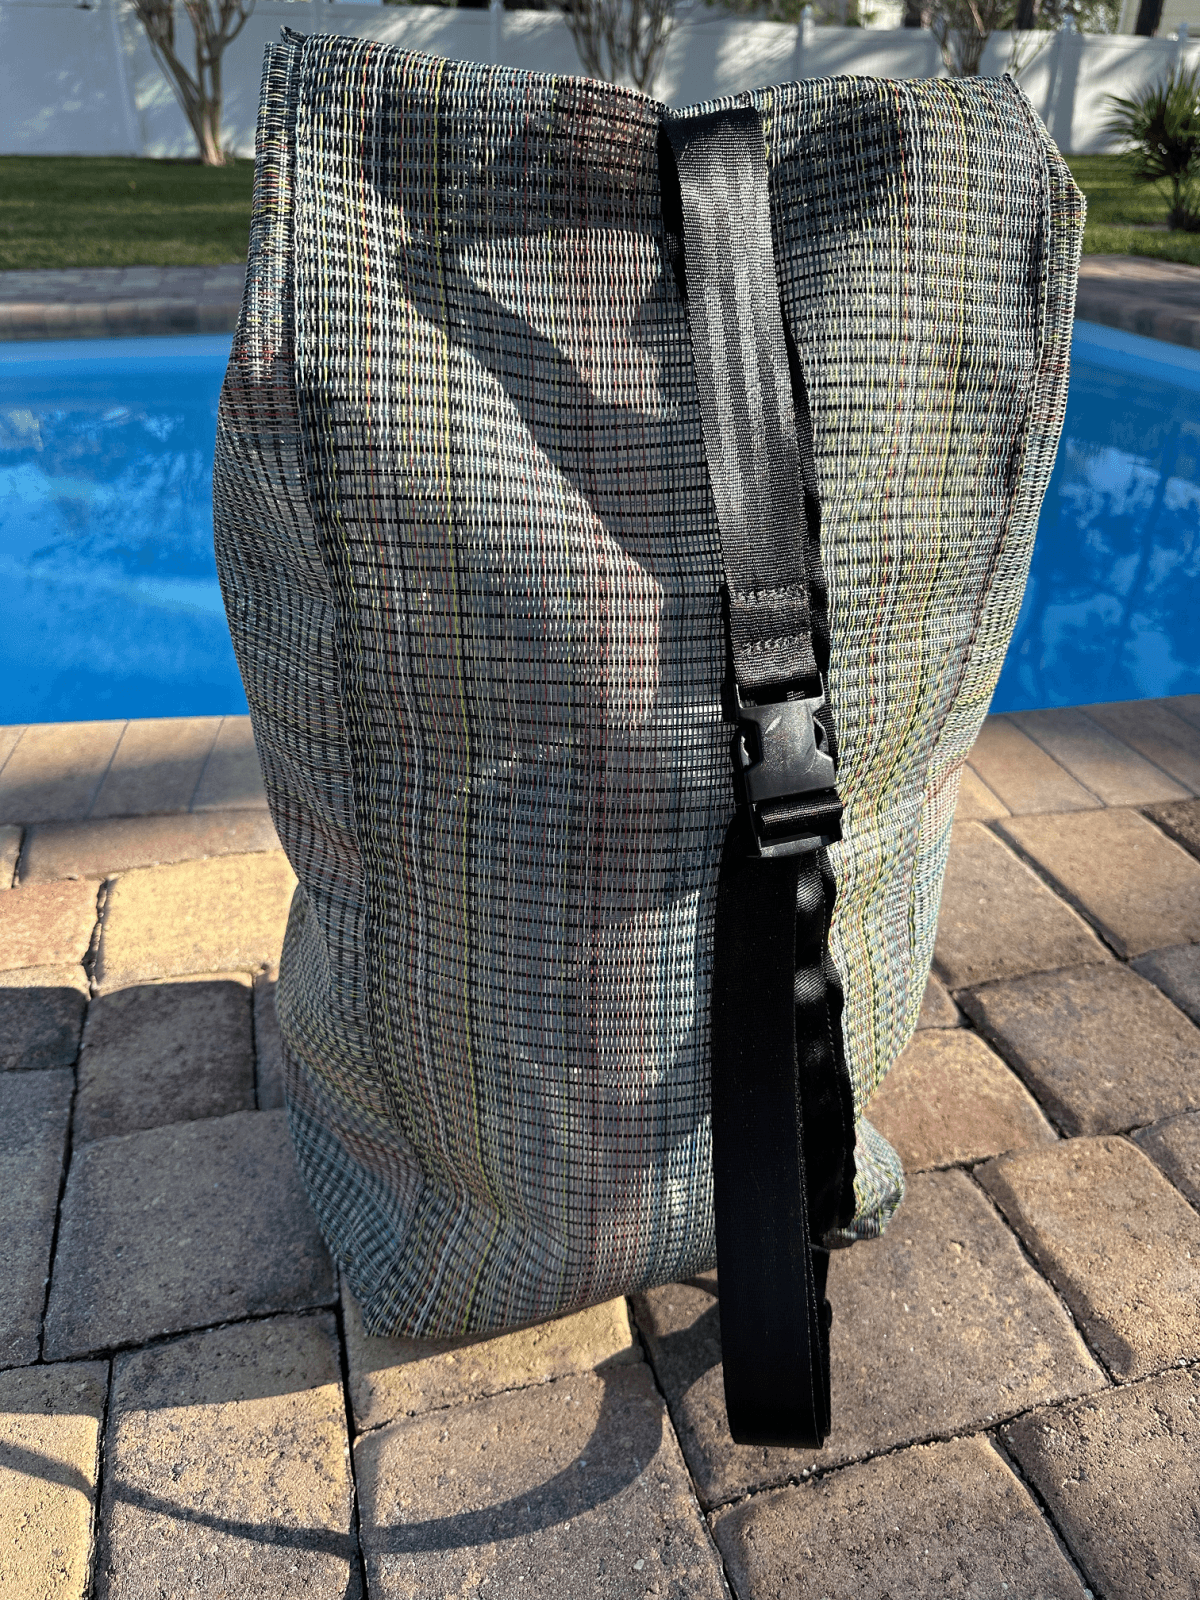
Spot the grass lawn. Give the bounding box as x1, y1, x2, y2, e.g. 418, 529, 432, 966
0, 156, 253, 271
1066, 154, 1200, 267
0, 151, 1197, 271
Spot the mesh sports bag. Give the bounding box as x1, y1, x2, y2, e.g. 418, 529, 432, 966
214, 33, 1083, 1447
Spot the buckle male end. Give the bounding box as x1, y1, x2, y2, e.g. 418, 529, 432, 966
731, 688, 842, 859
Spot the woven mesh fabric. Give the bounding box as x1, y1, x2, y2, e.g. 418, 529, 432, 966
214, 35, 1083, 1336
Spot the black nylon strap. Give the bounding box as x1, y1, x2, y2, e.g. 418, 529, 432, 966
659, 108, 816, 695
660, 107, 856, 1447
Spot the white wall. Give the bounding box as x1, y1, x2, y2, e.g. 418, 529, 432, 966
1, 0, 1197, 159
981, 25, 1198, 151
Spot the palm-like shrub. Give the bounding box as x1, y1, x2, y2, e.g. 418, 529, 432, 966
1106, 65, 1200, 233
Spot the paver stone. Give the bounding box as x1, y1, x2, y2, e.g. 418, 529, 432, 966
97, 1314, 356, 1600
1003, 1368, 1200, 1600
633, 1170, 1103, 1507
191, 717, 269, 811
0, 824, 19, 887
1169, 694, 1200, 731
344, 1284, 636, 1430
95, 853, 296, 988
961, 963, 1200, 1135
978, 1135, 1200, 1378
915, 972, 960, 1029
75, 974, 254, 1144
999, 807, 1200, 957
90, 717, 222, 818
712, 1435, 1089, 1600
0, 1361, 108, 1600
1134, 1110, 1200, 1209
0, 879, 98, 971
0, 963, 89, 1071
964, 717, 1098, 814
355, 1363, 728, 1600
20, 809, 281, 885
865, 1028, 1056, 1172
954, 767, 1008, 822
1132, 940, 1200, 1026
932, 822, 1109, 990
1145, 795, 1200, 861
1011, 705, 1188, 806
44, 1109, 334, 1359
1086, 698, 1200, 792
254, 968, 285, 1110
0, 724, 24, 771
0, 1069, 73, 1367
0, 721, 125, 826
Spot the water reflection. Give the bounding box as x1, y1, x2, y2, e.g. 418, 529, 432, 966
0, 337, 245, 723
994, 323, 1200, 712
1, 323, 1197, 724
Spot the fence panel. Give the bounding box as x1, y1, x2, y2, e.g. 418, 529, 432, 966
0, 0, 1195, 159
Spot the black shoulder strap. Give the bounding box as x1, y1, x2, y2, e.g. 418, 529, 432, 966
659, 107, 857, 1448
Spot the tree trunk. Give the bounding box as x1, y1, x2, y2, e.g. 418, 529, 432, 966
131, 0, 252, 165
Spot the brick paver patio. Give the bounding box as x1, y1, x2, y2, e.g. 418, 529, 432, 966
1, 699, 1198, 1598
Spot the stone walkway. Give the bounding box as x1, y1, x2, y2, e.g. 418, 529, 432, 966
2, 256, 1200, 349
1, 699, 1199, 1598
1076, 255, 1200, 350
0, 267, 245, 342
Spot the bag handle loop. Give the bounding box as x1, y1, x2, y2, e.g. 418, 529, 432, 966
659, 106, 857, 1448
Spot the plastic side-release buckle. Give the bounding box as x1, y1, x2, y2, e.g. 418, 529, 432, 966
730, 686, 842, 859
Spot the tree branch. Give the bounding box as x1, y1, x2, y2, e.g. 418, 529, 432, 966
129, 0, 254, 164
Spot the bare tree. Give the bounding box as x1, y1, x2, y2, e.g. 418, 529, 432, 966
928, 0, 1117, 77
131, 0, 255, 165
1007, 18, 1054, 78
929, 0, 1014, 73
559, 0, 677, 91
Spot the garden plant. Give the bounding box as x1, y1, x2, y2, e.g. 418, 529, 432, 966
1107, 63, 1200, 233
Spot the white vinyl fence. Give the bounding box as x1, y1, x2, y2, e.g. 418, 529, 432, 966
0, 0, 1197, 159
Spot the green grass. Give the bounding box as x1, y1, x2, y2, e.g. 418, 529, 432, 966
0, 156, 253, 271
1, 151, 1197, 272
1066, 154, 1200, 267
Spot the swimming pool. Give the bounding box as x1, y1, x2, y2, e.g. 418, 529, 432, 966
0, 336, 243, 724
1, 321, 1197, 724
995, 322, 1200, 714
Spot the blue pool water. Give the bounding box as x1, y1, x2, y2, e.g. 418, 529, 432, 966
995, 322, 1200, 714
1, 321, 1198, 724
0, 336, 244, 724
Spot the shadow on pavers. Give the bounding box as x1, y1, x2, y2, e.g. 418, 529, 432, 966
0, 978, 87, 1071
5, 1364, 659, 1572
